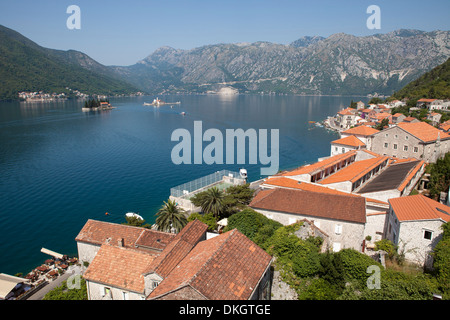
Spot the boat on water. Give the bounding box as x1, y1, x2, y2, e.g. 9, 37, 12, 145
143, 97, 181, 106
181, 112, 186, 115
125, 212, 144, 221
308, 121, 316, 124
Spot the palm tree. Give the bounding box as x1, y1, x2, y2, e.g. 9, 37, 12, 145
155, 199, 188, 233
196, 187, 224, 219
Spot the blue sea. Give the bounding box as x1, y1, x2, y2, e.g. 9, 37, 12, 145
0, 94, 366, 275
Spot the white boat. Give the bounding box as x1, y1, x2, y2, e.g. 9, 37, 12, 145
143, 97, 181, 106
125, 212, 144, 221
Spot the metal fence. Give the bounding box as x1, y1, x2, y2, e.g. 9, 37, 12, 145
170, 170, 242, 198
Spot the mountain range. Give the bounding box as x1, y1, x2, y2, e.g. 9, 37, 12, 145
1, 25, 450, 100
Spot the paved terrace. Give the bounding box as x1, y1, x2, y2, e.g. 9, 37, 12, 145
356, 160, 420, 194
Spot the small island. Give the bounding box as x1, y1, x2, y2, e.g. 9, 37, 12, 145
81, 98, 115, 112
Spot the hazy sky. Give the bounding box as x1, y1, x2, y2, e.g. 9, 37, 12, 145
1, 0, 449, 66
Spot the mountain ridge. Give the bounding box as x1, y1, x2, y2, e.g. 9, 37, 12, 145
1, 25, 450, 100
113, 28, 450, 95
0, 24, 140, 100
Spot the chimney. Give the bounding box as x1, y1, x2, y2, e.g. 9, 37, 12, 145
118, 238, 124, 247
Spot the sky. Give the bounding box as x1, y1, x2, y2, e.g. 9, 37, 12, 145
0, 0, 449, 66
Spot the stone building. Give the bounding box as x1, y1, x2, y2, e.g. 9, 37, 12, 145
249, 187, 367, 252
75, 219, 273, 300
386, 194, 450, 268
370, 122, 450, 163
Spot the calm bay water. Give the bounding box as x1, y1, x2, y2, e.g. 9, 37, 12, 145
0, 94, 366, 275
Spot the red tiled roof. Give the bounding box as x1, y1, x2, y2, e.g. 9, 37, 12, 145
397, 121, 450, 143
331, 135, 366, 147
249, 188, 366, 224
342, 125, 379, 136
319, 156, 388, 185
84, 245, 156, 293
145, 219, 208, 278
283, 151, 356, 177
75, 220, 147, 248
417, 99, 436, 103
149, 229, 272, 300
262, 177, 388, 205
389, 194, 450, 222
75, 219, 176, 251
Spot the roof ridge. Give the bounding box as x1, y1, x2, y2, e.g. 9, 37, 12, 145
418, 194, 448, 220
187, 230, 237, 293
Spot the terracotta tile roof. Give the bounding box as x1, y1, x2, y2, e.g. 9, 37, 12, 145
83, 245, 155, 293
389, 194, 450, 222
75, 219, 176, 251
402, 116, 419, 123
397, 122, 450, 143
283, 151, 356, 176
262, 177, 387, 205
249, 188, 366, 224
342, 125, 379, 136
417, 99, 436, 103
135, 230, 177, 251
338, 107, 357, 115
149, 229, 272, 300
75, 220, 146, 248
331, 135, 366, 147
393, 113, 404, 118
319, 156, 388, 185
145, 219, 208, 278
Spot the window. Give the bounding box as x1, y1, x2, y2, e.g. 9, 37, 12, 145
332, 242, 341, 252
342, 148, 345, 153
384, 143, 388, 148
102, 287, 111, 297
385, 133, 389, 137
393, 144, 397, 150
152, 281, 159, 289
424, 230, 433, 240
335, 147, 338, 151
122, 291, 129, 300
414, 147, 418, 153
335, 224, 342, 235
404, 145, 408, 151
394, 134, 398, 139
405, 136, 409, 140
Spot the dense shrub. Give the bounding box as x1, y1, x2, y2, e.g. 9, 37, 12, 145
225, 208, 282, 249
337, 249, 383, 286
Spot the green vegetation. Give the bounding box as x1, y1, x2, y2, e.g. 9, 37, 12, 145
0, 25, 139, 100
190, 184, 255, 219
426, 152, 450, 200
391, 58, 450, 101
43, 278, 87, 300
432, 223, 450, 297
222, 205, 449, 300
83, 98, 109, 109
122, 216, 151, 229
224, 208, 282, 250
155, 199, 188, 233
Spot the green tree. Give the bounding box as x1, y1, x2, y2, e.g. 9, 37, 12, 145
337, 249, 383, 287
43, 278, 87, 300
222, 184, 255, 215
225, 208, 282, 249
187, 212, 217, 231
432, 222, 450, 297
427, 152, 450, 200
155, 199, 188, 233
190, 187, 225, 219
